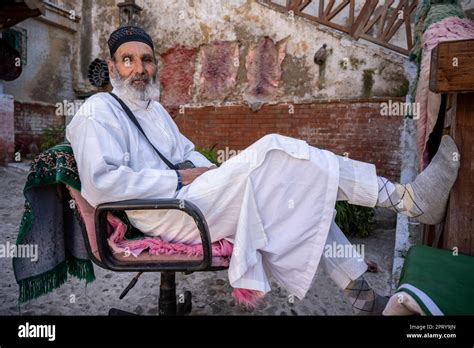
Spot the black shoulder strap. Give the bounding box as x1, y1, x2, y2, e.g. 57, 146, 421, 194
108, 92, 177, 170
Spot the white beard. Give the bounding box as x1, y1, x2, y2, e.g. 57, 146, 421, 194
110, 65, 160, 101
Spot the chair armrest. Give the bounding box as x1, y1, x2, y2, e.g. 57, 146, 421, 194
95, 198, 212, 272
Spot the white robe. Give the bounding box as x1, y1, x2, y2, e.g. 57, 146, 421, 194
66, 90, 342, 299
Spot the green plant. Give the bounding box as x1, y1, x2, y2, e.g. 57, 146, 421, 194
195, 144, 219, 166
40, 125, 65, 151
362, 69, 375, 98
349, 56, 366, 70
335, 201, 375, 237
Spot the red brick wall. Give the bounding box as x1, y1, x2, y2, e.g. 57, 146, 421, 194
0, 94, 15, 165
170, 98, 404, 180
14, 101, 64, 157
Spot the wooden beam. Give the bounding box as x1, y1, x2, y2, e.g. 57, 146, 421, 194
351, 0, 378, 39
384, 1, 417, 47
404, 0, 413, 51
383, 0, 404, 40
430, 39, 474, 93
359, 33, 409, 55
348, 0, 354, 26
361, 4, 388, 39
444, 93, 474, 256
298, 0, 312, 13
377, 0, 394, 40
326, 0, 350, 21
261, 0, 418, 55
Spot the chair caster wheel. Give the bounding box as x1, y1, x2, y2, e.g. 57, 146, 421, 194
177, 290, 192, 315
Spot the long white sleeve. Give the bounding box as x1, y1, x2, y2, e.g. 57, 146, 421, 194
155, 102, 216, 168
66, 96, 179, 207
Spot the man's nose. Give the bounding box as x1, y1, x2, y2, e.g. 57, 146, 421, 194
132, 60, 145, 75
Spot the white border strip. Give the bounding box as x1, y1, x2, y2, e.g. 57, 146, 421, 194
398, 283, 444, 315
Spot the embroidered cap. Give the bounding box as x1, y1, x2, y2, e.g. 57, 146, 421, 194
108, 26, 154, 57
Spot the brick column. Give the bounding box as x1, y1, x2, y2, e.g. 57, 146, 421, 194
0, 93, 15, 166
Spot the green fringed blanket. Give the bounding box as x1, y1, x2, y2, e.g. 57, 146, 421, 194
13, 143, 96, 303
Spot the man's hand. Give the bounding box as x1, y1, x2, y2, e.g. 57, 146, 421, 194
178, 167, 214, 186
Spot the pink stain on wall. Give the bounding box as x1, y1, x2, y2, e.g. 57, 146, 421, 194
159, 47, 197, 108
199, 41, 240, 101
245, 36, 288, 110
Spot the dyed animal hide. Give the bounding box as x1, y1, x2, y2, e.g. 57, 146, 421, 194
244, 36, 289, 111
415, 17, 474, 169
159, 47, 197, 108
199, 41, 240, 101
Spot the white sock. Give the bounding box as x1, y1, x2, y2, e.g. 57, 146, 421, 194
376, 176, 396, 205
375, 136, 460, 224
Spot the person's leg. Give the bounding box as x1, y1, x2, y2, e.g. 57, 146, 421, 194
334, 135, 460, 225
321, 221, 388, 315
335, 154, 379, 207
325, 135, 459, 315
321, 221, 367, 289
375, 135, 459, 224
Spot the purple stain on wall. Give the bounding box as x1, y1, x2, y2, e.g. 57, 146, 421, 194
160, 47, 197, 108
245, 36, 289, 111
199, 41, 240, 101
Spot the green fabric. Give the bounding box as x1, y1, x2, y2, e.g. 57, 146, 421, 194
17, 143, 80, 244
397, 245, 474, 315
14, 143, 96, 303
422, 3, 465, 33
408, 1, 465, 116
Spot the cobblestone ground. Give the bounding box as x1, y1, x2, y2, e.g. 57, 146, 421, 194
0, 165, 396, 316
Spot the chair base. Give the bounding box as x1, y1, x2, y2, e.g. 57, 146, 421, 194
109, 271, 193, 316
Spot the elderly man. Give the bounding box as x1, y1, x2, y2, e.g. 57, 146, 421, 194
66, 26, 460, 315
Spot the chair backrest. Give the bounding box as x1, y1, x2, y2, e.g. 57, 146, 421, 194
67, 187, 102, 262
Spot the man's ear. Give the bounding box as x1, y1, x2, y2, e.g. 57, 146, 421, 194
107, 59, 115, 78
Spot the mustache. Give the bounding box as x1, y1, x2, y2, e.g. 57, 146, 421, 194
129, 75, 150, 83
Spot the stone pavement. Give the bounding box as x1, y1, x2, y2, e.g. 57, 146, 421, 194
0, 166, 396, 315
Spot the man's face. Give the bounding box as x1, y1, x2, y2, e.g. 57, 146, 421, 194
108, 41, 159, 100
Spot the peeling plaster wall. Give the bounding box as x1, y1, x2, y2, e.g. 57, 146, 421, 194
3, 18, 76, 104
2, 0, 82, 157
72, 0, 120, 95
91, 0, 120, 60
85, 0, 409, 107
145, 0, 406, 103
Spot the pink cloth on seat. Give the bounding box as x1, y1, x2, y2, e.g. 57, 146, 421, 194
106, 212, 233, 267
67, 187, 263, 308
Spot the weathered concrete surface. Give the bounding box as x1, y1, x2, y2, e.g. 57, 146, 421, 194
72, 0, 410, 105
0, 166, 395, 315
391, 60, 422, 290
3, 2, 80, 104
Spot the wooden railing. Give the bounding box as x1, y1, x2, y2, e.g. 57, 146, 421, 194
260, 0, 418, 55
